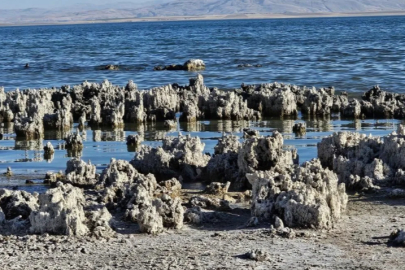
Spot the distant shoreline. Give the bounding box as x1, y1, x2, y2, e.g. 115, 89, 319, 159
1, 11, 405, 27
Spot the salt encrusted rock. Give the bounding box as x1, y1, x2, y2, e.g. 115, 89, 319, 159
137, 204, 164, 234
29, 182, 89, 236
389, 229, 405, 246
65, 132, 84, 149
65, 159, 97, 187
132, 135, 210, 181
154, 59, 205, 72
238, 131, 297, 175
241, 83, 298, 117
204, 89, 260, 120
317, 127, 405, 189
159, 178, 182, 193
164, 119, 177, 129
14, 114, 44, 139
214, 135, 241, 155
126, 134, 144, 147
301, 87, 334, 115
85, 205, 115, 238
189, 196, 231, 211
246, 249, 270, 262
204, 182, 230, 195
103, 64, 119, 70
153, 194, 184, 229
97, 159, 137, 191
78, 112, 86, 130
292, 122, 306, 134
247, 159, 348, 229
5, 167, 13, 177
43, 141, 55, 155
0, 189, 39, 220
362, 85, 405, 118
184, 59, 206, 71
341, 99, 362, 118
97, 159, 183, 233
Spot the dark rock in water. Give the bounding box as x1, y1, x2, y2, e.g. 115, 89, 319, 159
154, 59, 205, 71
24, 63, 29, 68
5, 167, 13, 177
126, 134, 143, 147
102, 65, 119, 70
25, 180, 34, 184
293, 122, 306, 134
237, 64, 262, 68
0, 133, 3, 140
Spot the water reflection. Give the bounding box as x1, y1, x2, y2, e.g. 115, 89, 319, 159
0, 118, 403, 176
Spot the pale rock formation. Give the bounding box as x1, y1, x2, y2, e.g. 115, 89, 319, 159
204, 182, 230, 195
43, 141, 55, 155
132, 135, 210, 181
247, 159, 348, 229
184, 59, 206, 71
14, 114, 44, 139
238, 131, 297, 175
341, 99, 362, 118
85, 205, 115, 238
29, 183, 89, 236
0, 189, 39, 220
65, 158, 97, 187
65, 132, 84, 149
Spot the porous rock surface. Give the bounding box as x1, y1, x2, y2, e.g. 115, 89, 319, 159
29, 182, 89, 236
318, 125, 405, 189
65, 158, 97, 187
132, 135, 210, 181
97, 159, 184, 234
247, 159, 348, 229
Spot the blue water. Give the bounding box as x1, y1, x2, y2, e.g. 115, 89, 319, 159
1, 16, 405, 92
1, 16, 405, 192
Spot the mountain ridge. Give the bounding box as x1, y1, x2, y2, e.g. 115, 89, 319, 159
1, 0, 405, 24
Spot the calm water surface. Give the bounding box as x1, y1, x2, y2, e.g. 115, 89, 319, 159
1, 16, 405, 92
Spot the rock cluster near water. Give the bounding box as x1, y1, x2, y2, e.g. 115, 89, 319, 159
318, 124, 405, 190
3, 76, 404, 145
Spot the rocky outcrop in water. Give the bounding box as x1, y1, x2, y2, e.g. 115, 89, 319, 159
65, 159, 97, 187
318, 125, 405, 189
132, 135, 210, 181
154, 59, 205, 71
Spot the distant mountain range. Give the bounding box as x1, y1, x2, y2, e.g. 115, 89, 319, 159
1, 0, 405, 24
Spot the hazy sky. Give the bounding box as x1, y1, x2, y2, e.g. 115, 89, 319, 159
0, 0, 153, 9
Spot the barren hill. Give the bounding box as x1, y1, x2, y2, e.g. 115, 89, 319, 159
1, 0, 405, 24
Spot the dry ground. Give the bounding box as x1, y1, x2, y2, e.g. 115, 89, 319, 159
0, 192, 404, 270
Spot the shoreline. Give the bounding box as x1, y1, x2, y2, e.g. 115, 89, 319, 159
1, 11, 405, 27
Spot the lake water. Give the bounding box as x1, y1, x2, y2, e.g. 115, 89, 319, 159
0, 16, 405, 192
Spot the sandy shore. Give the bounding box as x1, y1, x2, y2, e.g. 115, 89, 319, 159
0, 191, 404, 270
1, 11, 405, 27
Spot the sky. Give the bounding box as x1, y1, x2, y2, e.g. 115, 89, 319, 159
0, 0, 157, 9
